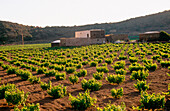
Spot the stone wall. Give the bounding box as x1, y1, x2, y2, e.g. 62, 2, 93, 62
60, 38, 105, 47
51, 43, 60, 47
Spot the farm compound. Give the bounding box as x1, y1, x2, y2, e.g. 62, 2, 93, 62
51, 30, 163, 47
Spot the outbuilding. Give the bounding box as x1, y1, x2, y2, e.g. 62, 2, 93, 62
139, 31, 160, 42
51, 40, 60, 47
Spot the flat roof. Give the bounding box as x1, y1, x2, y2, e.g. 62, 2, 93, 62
51, 40, 60, 43
75, 29, 104, 33
140, 31, 160, 34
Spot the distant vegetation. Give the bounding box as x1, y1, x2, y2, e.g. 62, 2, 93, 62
0, 43, 50, 51
0, 10, 170, 45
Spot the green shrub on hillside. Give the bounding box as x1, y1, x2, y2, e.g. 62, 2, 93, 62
65, 67, 76, 73
106, 74, 125, 84
129, 63, 145, 72
7, 66, 18, 74
28, 76, 41, 84
0, 83, 16, 99
97, 102, 126, 111
45, 69, 56, 76
14, 103, 40, 111
74, 69, 87, 77
5, 89, 28, 105
81, 78, 102, 91
134, 80, 149, 92
93, 72, 104, 80
69, 75, 79, 85
40, 81, 52, 90
130, 70, 149, 81
115, 68, 127, 75
111, 87, 123, 98
89, 61, 98, 67
134, 92, 165, 110
105, 58, 113, 64
37, 67, 47, 74
47, 84, 67, 98
69, 90, 97, 110
96, 66, 109, 73
112, 61, 125, 70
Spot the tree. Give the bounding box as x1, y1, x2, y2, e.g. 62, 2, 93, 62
159, 31, 170, 41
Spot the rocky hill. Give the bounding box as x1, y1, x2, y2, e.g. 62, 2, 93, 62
0, 10, 170, 44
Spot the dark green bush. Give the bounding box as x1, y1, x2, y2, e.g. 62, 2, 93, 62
40, 81, 52, 90
129, 57, 138, 63
96, 66, 109, 73
138, 92, 165, 110
7, 66, 18, 74
0, 61, 3, 66
97, 102, 126, 111
130, 70, 149, 80
129, 63, 145, 72
14, 61, 21, 66
14, 103, 40, 111
93, 72, 104, 80
65, 67, 76, 73
47, 84, 67, 98
54, 65, 65, 71
118, 55, 127, 60
0, 83, 16, 99
152, 55, 160, 60
144, 62, 157, 71
106, 74, 125, 84
112, 61, 125, 70
20, 70, 32, 80
5, 89, 28, 105
2, 64, 9, 70
82, 60, 88, 65
161, 60, 170, 68
55, 72, 66, 80
69, 75, 79, 85
105, 58, 113, 64
111, 87, 123, 98
69, 90, 97, 110
134, 80, 149, 92
76, 64, 82, 69
37, 67, 47, 74
74, 69, 87, 77
89, 61, 98, 67
28, 76, 41, 84
81, 78, 102, 91
115, 68, 127, 75
45, 69, 56, 76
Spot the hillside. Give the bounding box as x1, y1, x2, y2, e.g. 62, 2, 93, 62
0, 10, 170, 45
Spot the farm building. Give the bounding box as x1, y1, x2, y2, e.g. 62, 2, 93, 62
75, 29, 105, 39
51, 40, 60, 47
139, 31, 160, 42
105, 34, 129, 43
51, 29, 106, 47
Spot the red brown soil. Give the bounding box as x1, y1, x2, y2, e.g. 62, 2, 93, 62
0, 57, 170, 111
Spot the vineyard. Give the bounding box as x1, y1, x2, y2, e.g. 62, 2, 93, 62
0, 43, 170, 111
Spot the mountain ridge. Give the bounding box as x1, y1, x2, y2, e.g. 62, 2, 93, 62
0, 10, 170, 44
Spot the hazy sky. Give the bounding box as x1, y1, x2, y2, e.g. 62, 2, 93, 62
0, 0, 170, 27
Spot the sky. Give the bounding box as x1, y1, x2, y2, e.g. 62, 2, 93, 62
0, 0, 170, 27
